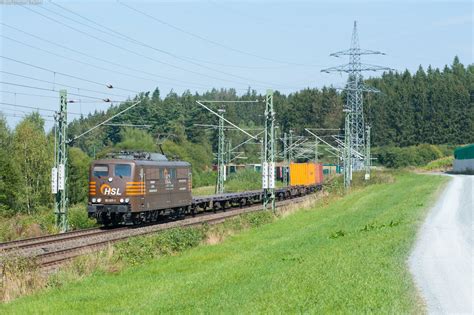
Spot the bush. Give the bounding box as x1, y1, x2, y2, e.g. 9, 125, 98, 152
114, 227, 205, 265
242, 211, 274, 228
0, 254, 43, 302
225, 169, 261, 192
0, 208, 56, 242
193, 170, 216, 188
374, 144, 448, 168
423, 156, 454, 171
162, 139, 212, 173
68, 204, 97, 230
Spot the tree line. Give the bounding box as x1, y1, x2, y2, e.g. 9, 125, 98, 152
0, 56, 472, 214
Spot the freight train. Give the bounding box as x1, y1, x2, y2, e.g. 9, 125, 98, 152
87, 153, 323, 226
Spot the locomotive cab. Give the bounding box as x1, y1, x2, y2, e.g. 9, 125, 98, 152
88, 160, 137, 225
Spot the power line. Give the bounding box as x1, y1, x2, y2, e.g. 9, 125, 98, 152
43, 4, 308, 71
51, 1, 292, 70
0, 81, 74, 95
0, 90, 57, 100
0, 111, 55, 122
47, 1, 125, 40
118, 1, 314, 67
0, 22, 212, 89
69, 100, 143, 142
44, 3, 250, 78
0, 79, 123, 101
0, 101, 82, 116
22, 5, 255, 88
0, 35, 209, 90
104, 123, 151, 128
0, 69, 129, 99
0, 89, 125, 103
29, 3, 296, 89
1, 55, 138, 94
0, 107, 55, 118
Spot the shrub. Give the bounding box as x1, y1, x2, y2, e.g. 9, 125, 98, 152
193, 170, 216, 188
114, 227, 205, 265
68, 204, 97, 230
374, 144, 449, 168
225, 169, 261, 192
423, 156, 454, 171
242, 211, 274, 227
0, 208, 56, 242
0, 254, 43, 302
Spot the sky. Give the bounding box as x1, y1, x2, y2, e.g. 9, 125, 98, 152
0, 0, 472, 130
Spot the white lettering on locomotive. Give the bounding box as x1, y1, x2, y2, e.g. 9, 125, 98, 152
100, 184, 122, 196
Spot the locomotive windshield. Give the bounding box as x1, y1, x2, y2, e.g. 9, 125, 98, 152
115, 164, 132, 177
93, 165, 108, 177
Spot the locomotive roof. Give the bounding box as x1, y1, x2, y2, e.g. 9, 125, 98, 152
92, 159, 190, 167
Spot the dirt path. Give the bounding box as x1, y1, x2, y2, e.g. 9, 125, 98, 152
409, 174, 473, 314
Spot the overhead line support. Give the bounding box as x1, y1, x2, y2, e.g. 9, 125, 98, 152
262, 90, 275, 212
216, 109, 226, 194
52, 89, 68, 232
283, 132, 288, 187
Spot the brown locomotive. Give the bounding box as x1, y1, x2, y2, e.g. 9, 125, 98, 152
88, 152, 192, 225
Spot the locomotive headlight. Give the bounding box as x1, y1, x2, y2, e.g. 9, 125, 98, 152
120, 198, 124, 203
97, 198, 102, 203
125, 198, 130, 203
92, 198, 97, 203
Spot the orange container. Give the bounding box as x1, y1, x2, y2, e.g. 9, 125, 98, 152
289, 162, 323, 186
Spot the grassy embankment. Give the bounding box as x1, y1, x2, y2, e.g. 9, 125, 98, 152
420, 156, 454, 172
1, 172, 447, 313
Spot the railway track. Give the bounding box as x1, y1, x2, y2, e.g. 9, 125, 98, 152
0, 227, 125, 252
0, 193, 318, 271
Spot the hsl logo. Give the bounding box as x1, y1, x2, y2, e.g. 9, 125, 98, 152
100, 183, 122, 196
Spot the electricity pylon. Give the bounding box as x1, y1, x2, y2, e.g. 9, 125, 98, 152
53, 90, 68, 232
322, 21, 391, 174
216, 109, 226, 194
263, 90, 275, 211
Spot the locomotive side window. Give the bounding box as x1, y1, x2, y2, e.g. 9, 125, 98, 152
115, 164, 131, 177
146, 168, 158, 179
170, 168, 176, 179
177, 168, 188, 178
93, 165, 108, 177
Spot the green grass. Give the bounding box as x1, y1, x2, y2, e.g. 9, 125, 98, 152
422, 156, 454, 171
224, 169, 262, 192
1, 172, 447, 313
191, 185, 215, 196
193, 169, 272, 195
